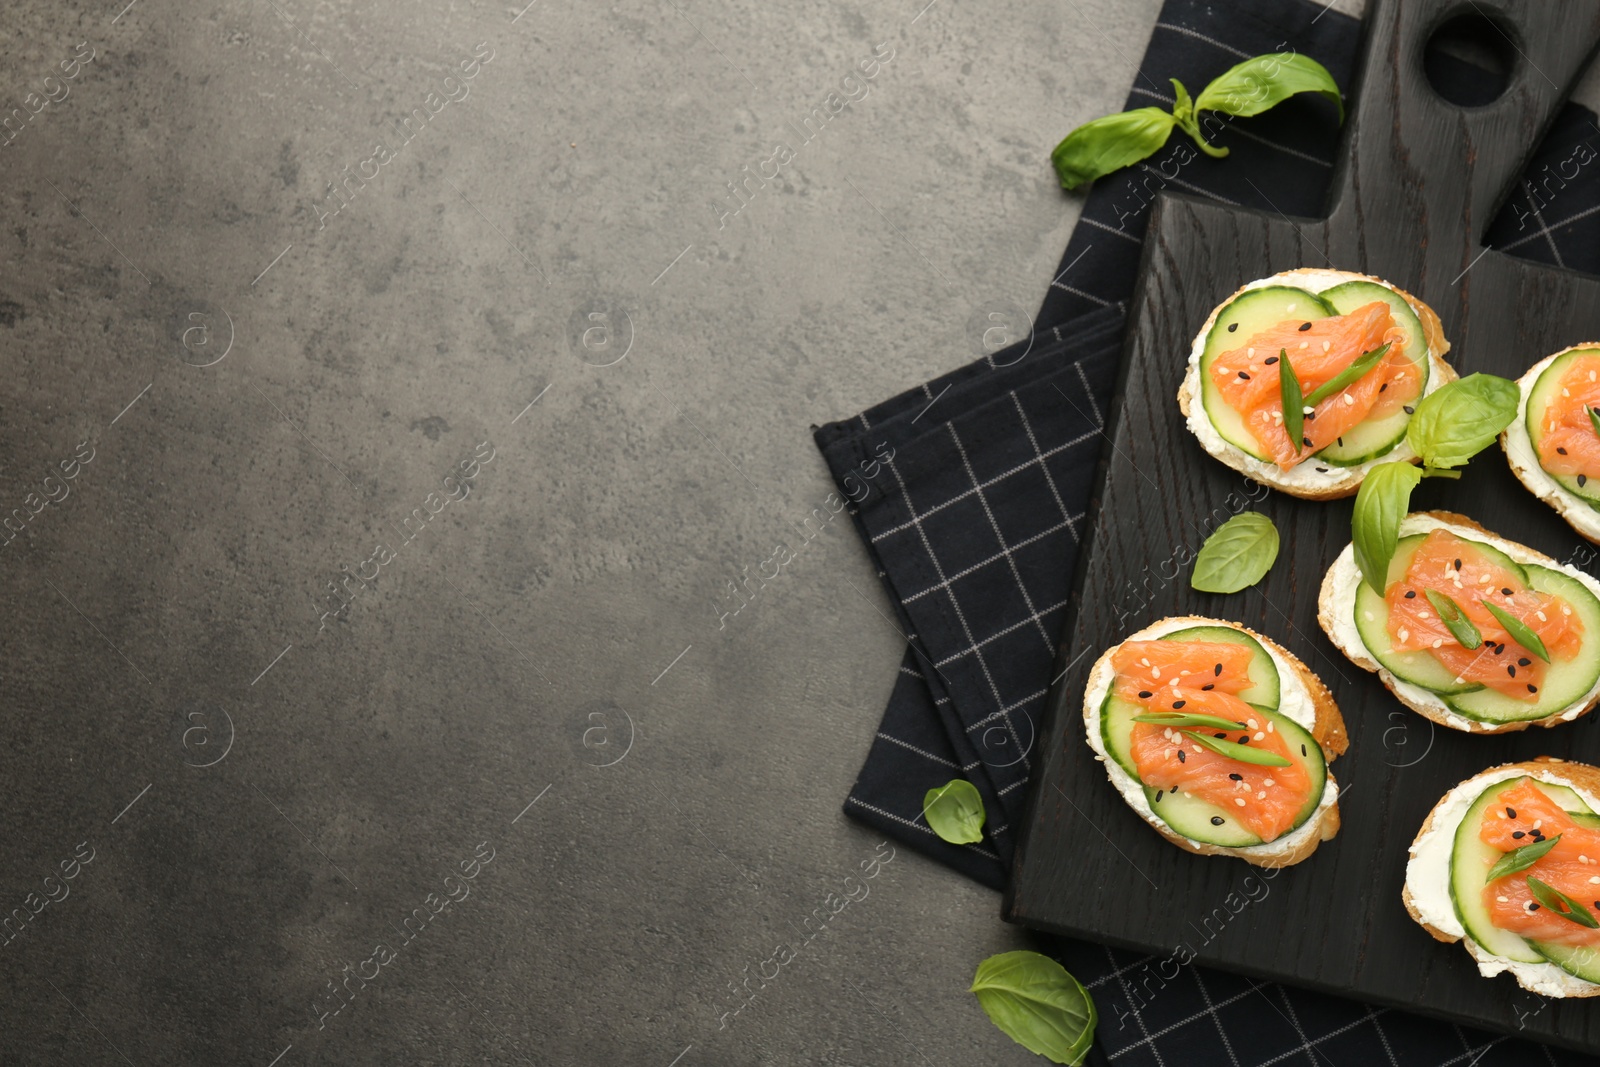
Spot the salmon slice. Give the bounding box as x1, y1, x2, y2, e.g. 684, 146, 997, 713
1535, 353, 1600, 478
1118, 639, 1311, 842
1479, 780, 1600, 947
1385, 530, 1582, 700
1209, 301, 1418, 470
1111, 640, 1257, 698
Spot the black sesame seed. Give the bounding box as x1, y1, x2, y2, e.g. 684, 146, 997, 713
1177, 750, 1186, 763
1153, 790, 1162, 803
1509, 665, 1517, 677
1303, 436, 1314, 447
1405, 590, 1417, 599
1514, 831, 1527, 839
1138, 690, 1153, 698
1301, 744, 1307, 756
1214, 732, 1228, 739
1519, 657, 1531, 666
1211, 815, 1225, 825
1305, 411, 1316, 420
1316, 467, 1329, 473
1298, 322, 1313, 332
1559, 447, 1570, 455
1238, 735, 1250, 744
1404, 405, 1415, 414
1503, 588, 1514, 596
1582, 475, 1590, 487
1264, 355, 1279, 364
1531, 902, 1542, 911
1530, 684, 1539, 693
1228, 773, 1243, 781
1215, 663, 1223, 676
1454, 558, 1463, 570
1508, 807, 1517, 818
1380, 383, 1388, 392
1202, 683, 1215, 691
1338, 437, 1345, 447
1239, 371, 1251, 380
1227, 322, 1238, 332
1172, 700, 1187, 709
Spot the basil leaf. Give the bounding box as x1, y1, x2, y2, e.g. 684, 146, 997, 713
1279, 349, 1304, 455
1304, 342, 1391, 406
923, 779, 986, 845
1194, 52, 1344, 123
1480, 600, 1552, 663
970, 950, 1097, 1065
1405, 373, 1520, 469
1423, 589, 1482, 650
1051, 107, 1176, 191
1170, 77, 1194, 126
1351, 461, 1423, 592
1486, 833, 1562, 883
1527, 875, 1599, 928
1133, 712, 1246, 731
1191, 512, 1280, 594
1181, 729, 1293, 768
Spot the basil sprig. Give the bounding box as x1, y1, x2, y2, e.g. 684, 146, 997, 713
1305, 342, 1391, 406
923, 779, 987, 845
1349, 374, 1520, 591
1486, 833, 1562, 883
1481, 600, 1552, 663
1278, 349, 1305, 454
1052, 53, 1342, 190
1181, 729, 1292, 768
1190, 511, 1279, 593
971, 950, 1097, 1065
1134, 711, 1245, 731
1527, 875, 1599, 929
1423, 589, 1482, 650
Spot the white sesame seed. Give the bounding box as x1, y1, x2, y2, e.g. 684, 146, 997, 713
1248, 719, 1259, 729
1535, 820, 1542, 829
1184, 791, 1192, 798
1432, 639, 1443, 649
1266, 722, 1274, 733
1152, 666, 1162, 677
1537, 610, 1548, 622
1235, 798, 1246, 807
1497, 895, 1509, 902
1287, 303, 1297, 312
1300, 342, 1309, 350
1419, 610, 1432, 619
1257, 790, 1266, 799
1322, 341, 1331, 352
1564, 606, 1572, 615
1264, 778, 1275, 787
1141, 657, 1150, 666
1342, 393, 1354, 405
1364, 610, 1375, 621
1565, 388, 1572, 397
1165, 748, 1175, 759
1454, 677, 1466, 685
1247, 348, 1256, 358
1590, 371, 1595, 382
1254, 731, 1265, 741
1399, 628, 1410, 640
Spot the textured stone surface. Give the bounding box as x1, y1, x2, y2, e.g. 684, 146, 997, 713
0, 0, 1169, 1063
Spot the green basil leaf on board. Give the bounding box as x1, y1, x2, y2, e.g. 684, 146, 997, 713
1485, 833, 1562, 883
1423, 589, 1482, 650
1051, 107, 1176, 191
1193, 52, 1345, 122
1352, 461, 1424, 593
970, 951, 1098, 1065
1405, 373, 1520, 468
1191, 512, 1280, 593
923, 779, 986, 844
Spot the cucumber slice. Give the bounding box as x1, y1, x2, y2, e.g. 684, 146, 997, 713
1199, 287, 1334, 461
1528, 940, 1600, 984
1350, 532, 1526, 695
1443, 565, 1600, 724
1450, 776, 1546, 964
1159, 624, 1281, 708
1312, 281, 1431, 466
1145, 783, 1262, 848
1525, 347, 1600, 505
1570, 812, 1600, 829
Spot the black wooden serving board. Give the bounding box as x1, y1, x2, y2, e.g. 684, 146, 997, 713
1004, 0, 1600, 1053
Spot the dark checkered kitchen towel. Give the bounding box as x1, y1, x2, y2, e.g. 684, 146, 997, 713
814, 0, 1600, 1063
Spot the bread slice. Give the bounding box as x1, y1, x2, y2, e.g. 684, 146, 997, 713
1403, 758, 1600, 997
1081, 615, 1346, 868
1317, 510, 1600, 735
1177, 267, 1456, 501
1502, 345, 1600, 546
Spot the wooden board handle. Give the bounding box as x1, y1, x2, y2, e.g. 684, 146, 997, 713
1326, 0, 1600, 289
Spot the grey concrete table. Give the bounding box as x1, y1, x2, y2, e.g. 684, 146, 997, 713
0, 0, 1170, 1063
